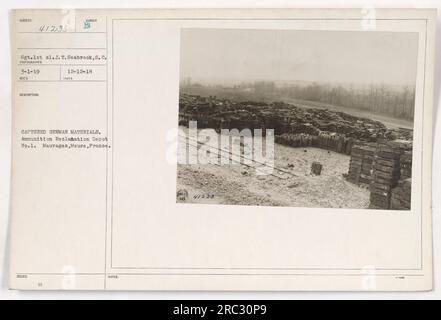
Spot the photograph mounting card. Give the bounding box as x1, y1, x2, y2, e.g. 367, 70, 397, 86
9, 8, 436, 291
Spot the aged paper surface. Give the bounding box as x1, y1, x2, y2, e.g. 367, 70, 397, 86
9, 8, 436, 291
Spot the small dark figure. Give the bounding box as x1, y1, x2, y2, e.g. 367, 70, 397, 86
311, 162, 323, 176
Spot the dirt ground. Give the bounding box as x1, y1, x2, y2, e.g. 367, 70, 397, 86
176, 141, 370, 208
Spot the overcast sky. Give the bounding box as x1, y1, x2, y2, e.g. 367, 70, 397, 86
180, 28, 419, 87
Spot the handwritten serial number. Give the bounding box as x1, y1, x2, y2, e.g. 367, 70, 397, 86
193, 193, 215, 200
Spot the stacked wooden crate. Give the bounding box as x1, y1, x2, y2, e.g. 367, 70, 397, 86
275, 133, 315, 148
390, 179, 412, 210
399, 150, 412, 179
347, 143, 376, 186
275, 132, 355, 155
390, 150, 412, 210
369, 143, 403, 209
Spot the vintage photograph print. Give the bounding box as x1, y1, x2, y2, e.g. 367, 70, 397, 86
176, 28, 417, 210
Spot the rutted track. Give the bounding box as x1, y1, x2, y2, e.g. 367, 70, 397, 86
179, 134, 297, 179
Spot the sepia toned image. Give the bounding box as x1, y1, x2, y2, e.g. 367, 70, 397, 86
7, 8, 435, 292
177, 28, 418, 210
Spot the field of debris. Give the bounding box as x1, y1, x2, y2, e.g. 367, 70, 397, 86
176, 137, 370, 208
176, 93, 413, 209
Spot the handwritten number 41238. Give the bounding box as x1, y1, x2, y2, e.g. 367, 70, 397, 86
193, 193, 215, 200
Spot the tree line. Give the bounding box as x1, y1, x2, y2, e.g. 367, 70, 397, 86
181, 81, 416, 120
265, 82, 416, 120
